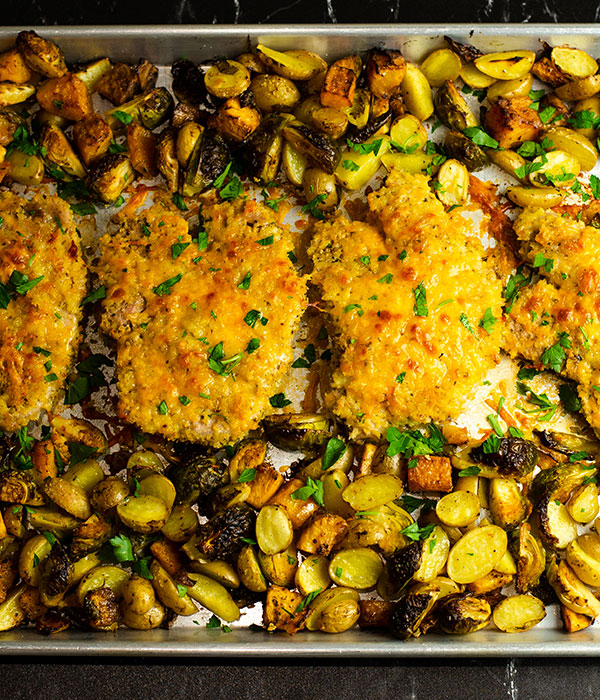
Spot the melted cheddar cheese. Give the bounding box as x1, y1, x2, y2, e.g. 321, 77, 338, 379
99, 195, 307, 445
0, 192, 87, 431
504, 206, 600, 431
309, 169, 503, 440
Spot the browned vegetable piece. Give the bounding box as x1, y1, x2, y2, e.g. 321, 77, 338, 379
172, 102, 203, 129
97, 63, 140, 106
150, 538, 183, 576
32, 439, 58, 480
137, 59, 158, 92
19, 587, 47, 622
127, 123, 157, 178
3, 506, 25, 539
0, 108, 23, 146
466, 571, 513, 595
40, 123, 87, 179
70, 513, 112, 559
84, 587, 120, 631
444, 36, 484, 63
36, 73, 92, 121
0, 48, 38, 84
0, 542, 18, 603
246, 463, 284, 509
484, 97, 543, 149
208, 94, 261, 143
72, 113, 113, 167
367, 49, 406, 99
407, 455, 453, 493
263, 585, 308, 634
358, 598, 395, 628
561, 604, 592, 632
0, 470, 38, 504
269, 477, 320, 528
321, 55, 362, 110
531, 57, 569, 87
39, 543, 73, 606
87, 153, 135, 203
16, 30, 66, 78
297, 513, 349, 556
36, 609, 70, 635
156, 127, 179, 192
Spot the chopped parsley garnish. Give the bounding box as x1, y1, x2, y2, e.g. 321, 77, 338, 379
321, 437, 347, 471
590, 174, 600, 200
291, 477, 325, 508
208, 342, 243, 376
400, 522, 436, 542
458, 465, 481, 477
377, 273, 393, 284
399, 495, 437, 513
244, 309, 267, 328
246, 338, 260, 354
0, 270, 45, 309
292, 343, 317, 369
516, 381, 557, 421
219, 175, 244, 201
295, 588, 322, 613
360, 255, 371, 266
504, 265, 533, 314
346, 138, 383, 155
479, 308, 497, 333
412, 282, 428, 317
213, 162, 232, 188
538, 106, 557, 124
171, 241, 191, 259
65, 354, 111, 405
459, 312, 477, 337
70, 202, 97, 216
238, 468, 257, 483
344, 303, 364, 317
517, 366, 539, 380
179, 395, 191, 406
44, 373, 58, 382
462, 126, 499, 149
487, 413, 504, 437
153, 273, 183, 296
269, 392, 292, 408
157, 400, 168, 415
386, 423, 445, 459
257, 235, 274, 246
342, 159, 360, 171
113, 110, 133, 126
396, 372, 406, 384
67, 442, 98, 467
80, 285, 106, 306
301, 194, 327, 220
237, 272, 252, 290
172, 193, 188, 211
532, 252, 554, 272
540, 331, 571, 373
108, 139, 126, 154
559, 382, 581, 413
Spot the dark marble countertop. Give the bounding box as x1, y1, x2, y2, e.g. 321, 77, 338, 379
3, 4, 600, 698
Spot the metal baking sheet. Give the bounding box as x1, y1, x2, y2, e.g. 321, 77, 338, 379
1, 23, 600, 657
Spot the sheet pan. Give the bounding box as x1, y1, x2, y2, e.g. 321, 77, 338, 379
0, 23, 599, 656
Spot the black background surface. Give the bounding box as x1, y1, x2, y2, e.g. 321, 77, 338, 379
4, 1, 600, 698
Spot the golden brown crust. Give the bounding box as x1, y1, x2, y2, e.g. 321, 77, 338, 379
309, 169, 503, 440
98, 194, 307, 445
0, 192, 87, 432
407, 455, 453, 493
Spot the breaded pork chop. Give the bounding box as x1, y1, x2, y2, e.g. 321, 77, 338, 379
503, 206, 600, 431
309, 169, 503, 440
0, 192, 87, 432
98, 195, 307, 446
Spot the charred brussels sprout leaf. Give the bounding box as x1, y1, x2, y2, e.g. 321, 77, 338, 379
40, 543, 73, 600
443, 130, 490, 171
386, 542, 422, 595
168, 455, 229, 506
262, 413, 332, 455
282, 121, 341, 174
529, 461, 598, 506
388, 592, 434, 640
242, 113, 295, 183
171, 59, 210, 107
436, 594, 491, 634
193, 504, 255, 562
183, 128, 230, 196
470, 437, 538, 478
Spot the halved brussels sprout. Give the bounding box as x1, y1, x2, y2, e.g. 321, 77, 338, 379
282, 121, 341, 174
444, 130, 489, 172
470, 437, 538, 479
529, 461, 597, 506
434, 80, 479, 131
171, 59, 209, 106
156, 127, 179, 192
488, 478, 529, 530
205, 60, 251, 100
87, 153, 134, 203
262, 413, 332, 455
183, 127, 230, 196
41, 123, 86, 179
0, 82, 35, 108
168, 454, 228, 507
193, 503, 255, 562
74, 57, 112, 93
437, 593, 491, 634
513, 522, 546, 594
105, 87, 174, 132
16, 30, 67, 78
242, 112, 294, 183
